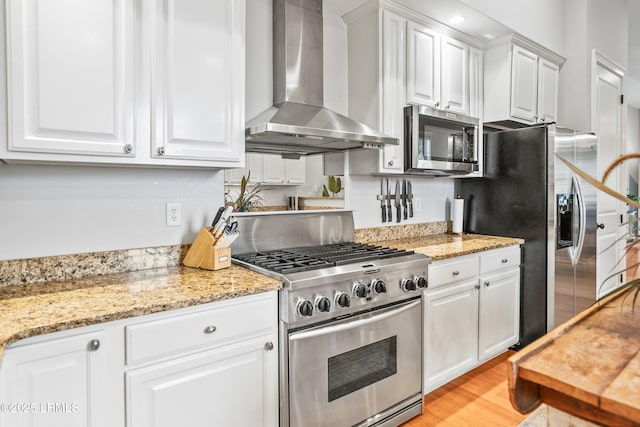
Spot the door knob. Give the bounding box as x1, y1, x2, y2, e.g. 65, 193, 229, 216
596, 223, 605, 230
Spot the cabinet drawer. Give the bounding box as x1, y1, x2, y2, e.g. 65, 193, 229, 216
429, 256, 479, 288
125, 298, 272, 365
480, 246, 521, 275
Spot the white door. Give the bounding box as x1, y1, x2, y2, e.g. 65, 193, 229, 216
6, 0, 135, 157
0, 330, 119, 427
423, 281, 479, 393
150, 0, 245, 162
406, 22, 440, 107
478, 269, 520, 362
440, 36, 468, 114
510, 45, 538, 123
537, 58, 559, 123
126, 336, 277, 427
593, 55, 625, 298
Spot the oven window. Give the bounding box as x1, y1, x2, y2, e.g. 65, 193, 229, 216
327, 336, 397, 402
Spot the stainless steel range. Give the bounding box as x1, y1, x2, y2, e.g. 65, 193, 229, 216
231, 211, 429, 427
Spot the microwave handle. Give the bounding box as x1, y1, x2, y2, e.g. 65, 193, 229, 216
289, 299, 420, 341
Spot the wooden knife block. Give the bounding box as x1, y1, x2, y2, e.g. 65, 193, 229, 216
182, 227, 231, 271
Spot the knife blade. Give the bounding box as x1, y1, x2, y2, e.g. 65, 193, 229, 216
386, 179, 392, 222
380, 178, 387, 222
402, 179, 408, 220
395, 180, 401, 223
407, 180, 414, 218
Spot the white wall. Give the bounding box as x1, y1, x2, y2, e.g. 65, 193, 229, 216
628, 107, 640, 191
0, 164, 223, 261
460, 0, 566, 56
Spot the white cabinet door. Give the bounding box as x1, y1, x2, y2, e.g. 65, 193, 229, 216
423, 281, 479, 393
5, 0, 135, 157
0, 329, 121, 427
380, 9, 406, 173
246, 153, 265, 183
285, 158, 305, 185
406, 22, 440, 108
126, 336, 278, 427
262, 155, 286, 184
440, 36, 468, 114
537, 58, 559, 123
510, 45, 538, 123
468, 47, 483, 119
478, 269, 520, 362
150, 0, 244, 163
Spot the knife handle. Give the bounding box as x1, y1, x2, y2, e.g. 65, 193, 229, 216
387, 205, 392, 223
409, 203, 414, 218
382, 206, 387, 222
403, 203, 408, 220
396, 204, 401, 223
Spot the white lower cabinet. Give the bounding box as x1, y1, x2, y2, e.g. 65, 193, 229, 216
0, 291, 278, 427
424, 246, 520, 393
0, 327, 123, 427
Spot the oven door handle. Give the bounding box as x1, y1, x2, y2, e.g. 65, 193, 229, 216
289, 299, 421, 341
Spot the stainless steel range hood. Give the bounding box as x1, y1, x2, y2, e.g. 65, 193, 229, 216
245, 0, 398, 157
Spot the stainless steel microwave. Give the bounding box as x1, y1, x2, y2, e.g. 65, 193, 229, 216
404, 105, 479, 175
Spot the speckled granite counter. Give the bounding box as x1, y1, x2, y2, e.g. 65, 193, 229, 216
362, 233, 524, 260
0, 265, 281, 361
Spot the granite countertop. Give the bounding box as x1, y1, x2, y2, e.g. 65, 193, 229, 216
367, 233, 524, 260
507, 287, 640, 425
0, 265, 281, 361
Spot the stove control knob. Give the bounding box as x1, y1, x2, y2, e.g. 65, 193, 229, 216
316, 296, 331, 312
353, 282, 368, 298
335, 292, 351, 308
372, 279, 387, 294
401, 278, 417, 292
416, 276, 428, 289
297, 300, 313, 317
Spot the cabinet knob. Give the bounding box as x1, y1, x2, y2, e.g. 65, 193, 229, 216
264, 341, 274, 351
435, 101, 440, 107
157, 146, 166, 155
124, 144, 133, 154
501, 258, 508, 263
596, 223, 605, 230
387, 160, 394, 167
204, 325, 217, 334
474, 284, 480, 290
452, 270, 460, 276
445, 103, 451, 109
484, 281, 490, 287
88, 339, 100, 351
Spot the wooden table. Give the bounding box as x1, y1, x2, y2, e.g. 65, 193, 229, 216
507, 287, 640, 426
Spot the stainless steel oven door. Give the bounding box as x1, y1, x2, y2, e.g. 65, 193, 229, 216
288, 299, 422, 427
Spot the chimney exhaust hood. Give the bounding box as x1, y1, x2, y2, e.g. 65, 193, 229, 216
245, 0, 398, 157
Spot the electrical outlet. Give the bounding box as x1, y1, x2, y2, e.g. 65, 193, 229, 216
413, 198, 422, 212
166, 203, 181, 227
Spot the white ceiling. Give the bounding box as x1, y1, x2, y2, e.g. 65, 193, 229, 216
324, 0, 640, 109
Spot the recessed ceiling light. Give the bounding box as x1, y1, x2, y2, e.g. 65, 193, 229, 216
448, 15, 466, 24
484, 33, 496, 40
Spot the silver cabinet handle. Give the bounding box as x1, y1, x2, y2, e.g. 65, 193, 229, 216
452, 271, 460, 276
124, 144, 133, 154
88, 339, 100, 351
445, 103, 451, 109
501, 259, 508, 263
204, 325, 217, 334
596, 223, 605, 229
474, 284, 480, 290
157, 146, 166, 155
484, 281, 490, 287
387, 160, 394, 167
264, 342, 274, 351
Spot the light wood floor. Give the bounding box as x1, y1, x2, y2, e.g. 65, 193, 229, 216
401, 351, 528, 427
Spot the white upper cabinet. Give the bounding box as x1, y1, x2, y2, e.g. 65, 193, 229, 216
407, 23, 469, 115
225, 153, 305, 186
149, 0, 245, 163
484, 37, 562, 125
2, 0, 245, 168
5, 0, 135, 157
406, 23, 440, 108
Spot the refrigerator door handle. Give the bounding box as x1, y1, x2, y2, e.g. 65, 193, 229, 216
570, 174, 587, 266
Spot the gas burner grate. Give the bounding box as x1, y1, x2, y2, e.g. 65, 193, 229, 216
233, 242, 413, 274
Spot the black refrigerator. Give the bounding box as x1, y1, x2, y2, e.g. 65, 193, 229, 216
457, 124, 597, 348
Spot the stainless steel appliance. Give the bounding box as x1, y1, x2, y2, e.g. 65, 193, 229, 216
404, 105, 479, 175
458, 125, 597, 347
231, 211, 429, 427
245, 0, 398, 156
